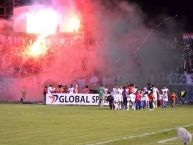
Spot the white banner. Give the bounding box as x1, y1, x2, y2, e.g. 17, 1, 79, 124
152, 73, 193, 85
46, 93, 109, 105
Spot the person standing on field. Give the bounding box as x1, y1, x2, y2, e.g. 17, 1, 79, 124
21, 86, 27, 104
98, 84, 105, 107
171, 91, 177, 107
148, 92, 154, 110
152, 84, 159, 108
43, 86, 48, 105
161, 86, 170, 108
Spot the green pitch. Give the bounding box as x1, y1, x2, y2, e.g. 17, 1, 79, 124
0, 104, 192, 145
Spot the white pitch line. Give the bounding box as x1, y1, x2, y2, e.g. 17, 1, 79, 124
157, 137, 178, 144
86, 124, 193, 145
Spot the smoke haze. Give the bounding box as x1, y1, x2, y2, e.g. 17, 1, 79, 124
83, 0, 182, 84
0, 0, 182, 101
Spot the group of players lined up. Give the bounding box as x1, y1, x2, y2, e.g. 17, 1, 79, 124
43, 82, 181, 110
98, 83, 178, 110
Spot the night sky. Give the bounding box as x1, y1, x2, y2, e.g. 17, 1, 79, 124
128, 0, 193, 31
0, 0, 193, 31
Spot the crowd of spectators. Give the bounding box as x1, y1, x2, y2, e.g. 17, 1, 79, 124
0, 35, 54, 77
178, 36, 193, 74
0, 33, 83, 77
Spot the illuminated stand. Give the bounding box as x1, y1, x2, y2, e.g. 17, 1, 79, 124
0, 1, 99, 102
0, 2, 95, 77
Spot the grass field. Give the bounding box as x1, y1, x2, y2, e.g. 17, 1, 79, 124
0, 104, 193, 145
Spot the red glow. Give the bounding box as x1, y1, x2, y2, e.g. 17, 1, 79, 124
59, 14, 81, 33
68, 15, 81, 32
23, 36, 48, 58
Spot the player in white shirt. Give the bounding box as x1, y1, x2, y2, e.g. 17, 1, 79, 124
47, 85, 53, 96
117, 86, 123, 109
141, 88, 147, 109
125, 87, 130, 110
161, 86, 169, 108
152, 85, 159, 108
112, 85, 119, 110
68, 84, 75, 94
46, 85, 54, 104
129, 92, 136, 110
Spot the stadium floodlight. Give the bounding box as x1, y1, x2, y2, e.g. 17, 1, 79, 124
26, 8, 59, 35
